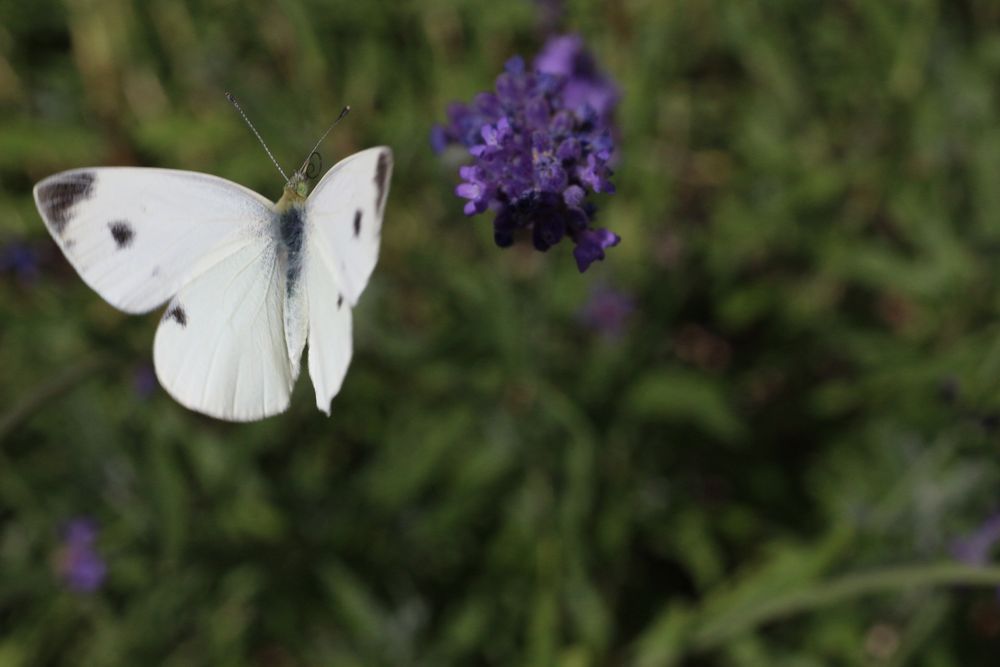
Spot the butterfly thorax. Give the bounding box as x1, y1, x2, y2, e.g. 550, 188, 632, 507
275, 175, 308, 213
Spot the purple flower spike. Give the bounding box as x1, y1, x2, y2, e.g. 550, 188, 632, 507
56, 517, 107, 593
433, 34, 621, 272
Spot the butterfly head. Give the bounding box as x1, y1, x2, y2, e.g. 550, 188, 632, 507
287, 171, 309, 198
275, 171, 309, 211
224, 93, 349, 209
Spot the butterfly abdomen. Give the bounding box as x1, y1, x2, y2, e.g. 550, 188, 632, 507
276, 200, 309, 381
278, 203, 306, 295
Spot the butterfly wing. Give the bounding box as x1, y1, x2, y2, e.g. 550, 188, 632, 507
305, 147, 392, 305
35, 166, 294, 421
302, 147, 392, 414
153, 240, 295, 421
33, 168, 274, 313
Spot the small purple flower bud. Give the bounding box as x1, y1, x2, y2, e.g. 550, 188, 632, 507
566, 206, 589, 232
593, 131, 615, 160
496, 73, 520, 104
579, 153, 614, 193
532, 130, 554, 153
535, 35, 620, 124
534, 156, 568, 192
505, 56, 526, 75
550, 110, 575, 136
456, 182, 482, 200
525, 98, 551, 128
473, 93, 502, 117
557, 138, 582, 161
532, 215, 566, 251
573, 228, 620, 272
430, 125, 448, 154
494, 209, 517, 247
563, 185, 586, 208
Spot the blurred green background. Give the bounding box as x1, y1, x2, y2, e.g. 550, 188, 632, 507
4, 0, 1000, 665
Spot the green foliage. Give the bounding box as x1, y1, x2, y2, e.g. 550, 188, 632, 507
2, 0, 1000, 664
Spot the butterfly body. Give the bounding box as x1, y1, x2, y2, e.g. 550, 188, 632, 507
34, 147, 393, 422
277, 200, 306, 291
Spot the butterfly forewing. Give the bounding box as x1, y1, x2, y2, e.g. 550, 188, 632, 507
298, 147, 391, 414
306, 147, 392, 305
33, 168, 274, 313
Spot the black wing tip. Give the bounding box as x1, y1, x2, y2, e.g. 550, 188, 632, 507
374, 151, 392, 216
34, 170, 97, 235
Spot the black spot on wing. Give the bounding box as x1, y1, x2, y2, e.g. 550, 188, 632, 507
337, 293, 344, 309
353, 210, 362, 238
374, 151, 391, 216
108, 220, 135, 249
165, 304, 187, 327
36, 171, 96, 235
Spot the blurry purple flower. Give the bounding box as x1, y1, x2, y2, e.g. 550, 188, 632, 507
0, 241, 41, 284
132, 364, 158, 399
579, 283, 634, 338
534, 34, 620, 125
433, 43, 621, 272
952, 514, 1000, 566
55, 517, 106, 593
430, 124, 449, 154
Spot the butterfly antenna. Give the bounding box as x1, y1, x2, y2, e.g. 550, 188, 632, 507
225, 92, 289, 182
297, 106, 351, 176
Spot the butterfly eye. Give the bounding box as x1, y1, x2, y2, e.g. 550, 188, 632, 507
295, 181, 308, 197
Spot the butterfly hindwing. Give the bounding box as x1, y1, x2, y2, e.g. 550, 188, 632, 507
33, 168, 273, 314
153, 240, 296, 422
302, 239, 353, 415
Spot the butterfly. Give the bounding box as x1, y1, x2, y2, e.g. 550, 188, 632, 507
32, 97, 392, 422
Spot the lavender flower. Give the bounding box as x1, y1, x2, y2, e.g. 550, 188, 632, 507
535, 34, 620, 125
579, 283, 634, 338
55, 517, 106, 593
433, 43, 621, 273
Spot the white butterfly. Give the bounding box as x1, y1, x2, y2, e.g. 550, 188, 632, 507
33, 105, 392, 422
